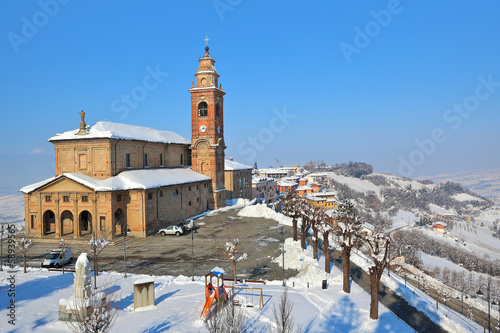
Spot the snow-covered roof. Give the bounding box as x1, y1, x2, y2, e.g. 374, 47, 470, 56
278, 181, 297, 187
433, 222, 447, 228
49, 121, 190, 145
20, 168, 211, 193
297, 185, 313, 191
224, 159, 252, 171
259, 168, 288, 174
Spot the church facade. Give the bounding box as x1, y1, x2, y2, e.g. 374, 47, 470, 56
21, 46, 249, 239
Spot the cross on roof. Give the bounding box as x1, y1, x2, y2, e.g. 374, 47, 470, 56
204, 35, 210, 47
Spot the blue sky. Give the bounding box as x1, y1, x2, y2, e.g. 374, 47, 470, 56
1, 1, 499, 194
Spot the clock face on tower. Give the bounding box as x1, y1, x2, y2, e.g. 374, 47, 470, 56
199, 124, 207, 133
200, 78, 207, 86
216, 125, 221, 134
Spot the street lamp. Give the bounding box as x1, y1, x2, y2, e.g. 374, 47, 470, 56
191, 224, 198, 282
477, 282, 491, 333
123, 227, 131, 278
0, 224, 4, 271
280, 225, 285, 286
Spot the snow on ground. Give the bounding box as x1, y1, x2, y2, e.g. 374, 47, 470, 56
350, 249, 482, 333
428, 204, 456, 216
1, 238, 414, 333
452, 193, 484, 202
237, 203, 292, 226
325, 172, 381, 194
391, 210, 419, 230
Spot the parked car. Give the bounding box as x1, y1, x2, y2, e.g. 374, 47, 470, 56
182, 220, 195, 231
42, 248, 73, 268
159, 225, 184, 236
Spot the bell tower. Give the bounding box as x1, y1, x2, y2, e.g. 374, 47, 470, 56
190, 43, 226, 210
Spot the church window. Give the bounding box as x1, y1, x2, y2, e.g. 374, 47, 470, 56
31, 215, 35, 228
148, 193, 152, 200
126, 153, 131, 168
78, 154, 87, 169
180, 154, 183, 165
160, 154, 163, 166
81, 196, 88, 202
144, 153, 149, 167
45, 195, 51, 202
188, 201, 192, 206
198, 102, 208, 117
159, 190, 163, 197
63, 196, 69, 202
188, 186, 191, 191
117, 194, 122, 202
173, 189, 180, 197
100, 216, 105, 231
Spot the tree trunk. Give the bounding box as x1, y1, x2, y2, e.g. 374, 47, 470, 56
324, 232, 330, 273
233, 261, 237, 285
23, 255, 27, 273
313, 226, 318, 260
300, 226, 307, 250
292, 218, 298, 241
342, 247, 351, 293
369, 270, 379, 320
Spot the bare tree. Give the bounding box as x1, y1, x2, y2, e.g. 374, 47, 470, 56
88, 232, 110, 280
309, 205, 324, 260
334, 199, 362, 293
15, 237, 34, 273
273, 288, 300, 333
225, 237, 247, 285
319, 214, 336, 273
65, 280, 122, 333
283, 191, 300, 241
204, 295, 246, 333
364, 233, 390, 319
298, 200, 312, 250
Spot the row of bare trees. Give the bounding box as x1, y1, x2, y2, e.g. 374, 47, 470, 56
282, 191, 391, 320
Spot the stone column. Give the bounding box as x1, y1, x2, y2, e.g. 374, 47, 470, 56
73, 197, 79, 239
55, 198, 61, 238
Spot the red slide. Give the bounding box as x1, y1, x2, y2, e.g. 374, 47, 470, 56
200, 292, 216, 318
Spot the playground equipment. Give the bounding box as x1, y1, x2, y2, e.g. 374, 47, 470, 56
201, 271, 228, 318
225, 286, 264, 309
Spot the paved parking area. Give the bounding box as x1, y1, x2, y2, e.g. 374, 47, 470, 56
9, 206, 297, 281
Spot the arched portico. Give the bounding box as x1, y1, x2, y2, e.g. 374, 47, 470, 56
114, 208, 125, 236
43, 210, 55, 236
79, 210, 92, 236
61, 210, 74, 236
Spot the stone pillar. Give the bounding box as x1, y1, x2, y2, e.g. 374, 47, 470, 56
73, 198, 79, 239
55, 198, 61, 238
133, 278, 155, 310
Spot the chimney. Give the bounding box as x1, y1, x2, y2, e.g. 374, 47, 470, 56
229, 157, 233, 161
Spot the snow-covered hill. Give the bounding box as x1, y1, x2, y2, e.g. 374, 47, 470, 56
0, 194, 24, 225
418, 168, 500, 204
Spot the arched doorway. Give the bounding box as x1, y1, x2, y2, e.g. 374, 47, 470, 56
43, 210, 55, 236
79, 210, 92, 235
114, 208, 125, 236
61, 210, 74, 236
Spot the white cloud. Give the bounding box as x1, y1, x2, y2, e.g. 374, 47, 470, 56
30, 148, 44, 154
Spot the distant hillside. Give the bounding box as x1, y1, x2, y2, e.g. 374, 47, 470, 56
417, 169, 500, 204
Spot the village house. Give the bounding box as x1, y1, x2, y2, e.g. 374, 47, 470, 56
251, 177, 277, 204
224, 158, 252, 201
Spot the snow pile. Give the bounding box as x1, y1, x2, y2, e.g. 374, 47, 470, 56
237, 203, 293, 226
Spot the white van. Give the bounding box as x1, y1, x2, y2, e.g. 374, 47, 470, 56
41, 248, 73, 268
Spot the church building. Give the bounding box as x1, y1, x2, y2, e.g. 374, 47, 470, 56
21, 45, 251, 239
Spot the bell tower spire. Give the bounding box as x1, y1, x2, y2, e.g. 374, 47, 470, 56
189, 41, 226, 210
